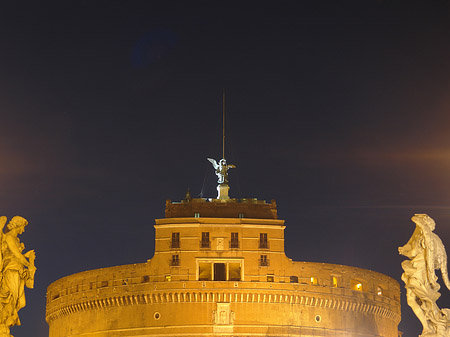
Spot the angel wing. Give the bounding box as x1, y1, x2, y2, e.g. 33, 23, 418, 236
207, 158, 219, 170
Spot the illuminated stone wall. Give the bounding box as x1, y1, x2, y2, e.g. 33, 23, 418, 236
46, 200, 400, 336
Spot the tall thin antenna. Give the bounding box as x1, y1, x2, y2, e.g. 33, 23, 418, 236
222, 90, 225, 159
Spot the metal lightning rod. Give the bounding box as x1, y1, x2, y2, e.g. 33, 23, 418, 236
222, 90, 225, 160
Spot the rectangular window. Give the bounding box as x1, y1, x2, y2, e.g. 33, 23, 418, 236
290, 276, 299, 283
201, 232, 210, 248
260, 255, 269, 266
332, 276, 338, 287
230, 232, 239, 248
267, 275, 274, 282
259, 233, 268, 249
198, 261, 242, 281
229, 263, 241, 281
199, 262, 212, 281
171, 232, 180, 249
214, 263, 226, 281
170, 254, 180, 266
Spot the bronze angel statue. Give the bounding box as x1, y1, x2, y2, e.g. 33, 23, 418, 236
207, 158, 235, 185
0, 216, 36, 337
399, 214, 450, 337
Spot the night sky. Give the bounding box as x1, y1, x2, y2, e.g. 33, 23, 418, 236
1, 1, 450, 336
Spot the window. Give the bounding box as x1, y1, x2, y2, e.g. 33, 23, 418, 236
170, 254, 180, 266
165, 275, 172, 282
332, 276, 338, 287
377, 286, 383, 296
201, 232, 210, 248
199, 262, 212, 280
171, 232, 180, 249
259, 233, 268, 249
259, 255, 269, 266
267, 275, 274, 282
214, 263, 226, 281
228, 263, 241, 281
351, 279, 363, 291
194, 212, 200, 218
290, 276, 298, 283
230, 232, 239, 248
310, 277, 318, 285
198, 260, 242, 281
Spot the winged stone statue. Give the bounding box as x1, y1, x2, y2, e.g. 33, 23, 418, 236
399, 214, 450, 337
207, 158, 235, 185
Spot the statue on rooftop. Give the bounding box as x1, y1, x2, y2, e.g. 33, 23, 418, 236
207, 158, 236, 185
399, 214, 450, 337
0, 216, 36, 337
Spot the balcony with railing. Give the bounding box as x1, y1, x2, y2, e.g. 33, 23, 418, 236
200, 240, 210, 249
259, 240, 269, 249
229, 240, 240, 249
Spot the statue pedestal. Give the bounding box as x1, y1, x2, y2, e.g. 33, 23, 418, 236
217, 184, 230, 200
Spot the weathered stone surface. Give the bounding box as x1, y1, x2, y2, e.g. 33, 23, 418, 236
399, 214, 450, 337
0, 216, 36, 337
46, 200, 400, 337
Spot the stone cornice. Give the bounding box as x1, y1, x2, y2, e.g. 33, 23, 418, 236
46, 288, 400, 325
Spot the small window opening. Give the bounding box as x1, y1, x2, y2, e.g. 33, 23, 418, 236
171, 232, 180, 249
267, 275, 274, 282
201, 232, 210, 248
259, 233, 268, 249
230, 232, 239, 248
290, 276, 299, 283
310, 277, 318, 285
259, 255, 269, 266
377, 286, 383, 295
170, 254, 180, 266
194, 212, 200, 218
332, 276, 338, 287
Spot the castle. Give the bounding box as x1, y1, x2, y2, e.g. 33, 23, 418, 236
46, 157, 401, 337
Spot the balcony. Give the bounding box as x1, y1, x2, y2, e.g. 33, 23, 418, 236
200, 240, 210, 249
259, 241, 269, 249
229, 240, 240, 249
259, 258, 270, 267
170, 257, 180, 266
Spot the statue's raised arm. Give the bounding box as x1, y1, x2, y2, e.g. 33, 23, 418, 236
399, 214, 450, 337
0, 216, 36, 337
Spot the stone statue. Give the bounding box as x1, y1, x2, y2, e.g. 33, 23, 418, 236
207, 158, 235, 185
0, 216, 36, 337
399, 214, 450, 337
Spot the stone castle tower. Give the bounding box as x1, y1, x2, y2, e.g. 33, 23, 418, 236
45, 158, 401, 336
